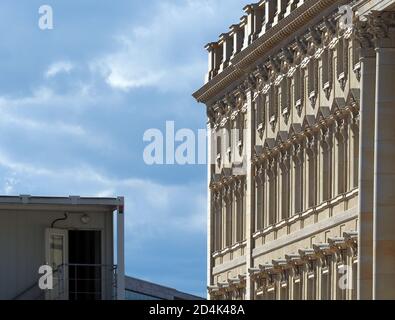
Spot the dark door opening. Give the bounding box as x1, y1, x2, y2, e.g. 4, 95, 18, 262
68, 230, 102, 300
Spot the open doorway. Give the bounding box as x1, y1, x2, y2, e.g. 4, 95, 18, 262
68, 230, 102, 300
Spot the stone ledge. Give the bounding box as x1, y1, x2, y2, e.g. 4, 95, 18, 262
252, 206, 358, 258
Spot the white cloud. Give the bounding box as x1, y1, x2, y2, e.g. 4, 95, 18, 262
92, 0, 247, 92
0, 149, 206, 236
45, 61, 74, 78
2, 177, 18, 195
0, 112, 86, 136
0, 86, 117, 151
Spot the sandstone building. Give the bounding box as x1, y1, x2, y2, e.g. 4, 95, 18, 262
193, 0, 395, 300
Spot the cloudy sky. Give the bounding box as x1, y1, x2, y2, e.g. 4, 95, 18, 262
0, 0, 247, 297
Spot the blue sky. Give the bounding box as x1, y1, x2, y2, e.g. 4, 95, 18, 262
0, 0, 248, 297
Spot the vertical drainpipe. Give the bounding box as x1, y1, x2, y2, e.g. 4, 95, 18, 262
116, 196, 125, 300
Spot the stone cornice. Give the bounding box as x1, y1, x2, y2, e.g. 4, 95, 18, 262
193, 0, 350, 104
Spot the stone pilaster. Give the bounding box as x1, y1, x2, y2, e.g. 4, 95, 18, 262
372, 12, 395, 300
356, 46, 376, 301
207, 123, 214, 300
245, 89, 255, 300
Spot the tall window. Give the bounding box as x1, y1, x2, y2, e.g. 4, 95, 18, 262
280, 77, 290, 121
216, 134, 222, 164
322, 49, 329, 86
292, 265, 303, 300
308, 59, 318, 108
225, 189, 233, 247
321, 255, 332, 300
337, 38, 344, 77
351, 122, 359, 189
307, 147, 317, 208
268, 161, 277, 226
236, 181, 245, 242
336, 130, 347, 195
352, 260, 357, 300
336, 250, 348, 300
214, 194, 222, 252
321, 131, 332, 202
269, 86, 278, 129
280, 155, 290, 220
294, 68, 301, 104
242, 183, 246, 239
321, 270, 329, 300
226, 123, 232, 164
256, 173, 264, 231
256, 94, 265, 128
280, 269, 289, 300
293, 146, 304, 214
306, 261, 316, 300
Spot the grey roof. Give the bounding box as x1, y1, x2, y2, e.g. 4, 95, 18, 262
125, 276, 205, 300
0, 195, 124, 211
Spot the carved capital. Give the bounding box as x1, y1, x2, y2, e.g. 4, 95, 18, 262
282, 47, 294, 65
224, 93, 236, 110
309, 26, 322, 46
245, 73, 258, 91
269, 56, 281, 73
324, 17, 336, 36
353, 19, 374, 48
354, 12, 395, 49
367, 11, 391, 40
296, 36, 308, 55
256, 64, 269, 82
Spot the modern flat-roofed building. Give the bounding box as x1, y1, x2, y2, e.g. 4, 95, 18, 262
194, 0, 395, 300
0, 195, 125, 300
125, 276, 205, 300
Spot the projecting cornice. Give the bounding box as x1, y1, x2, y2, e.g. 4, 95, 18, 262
193, 0, 349, 104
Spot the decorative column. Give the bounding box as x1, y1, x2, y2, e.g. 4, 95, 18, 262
207, 122, 214, 299
245, 86, 255, 300
371, 12, 395, 300
354, 19, 376, 300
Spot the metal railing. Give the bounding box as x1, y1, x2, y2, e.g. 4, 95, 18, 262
12, 282, 45, 300
50, 264, 118, 300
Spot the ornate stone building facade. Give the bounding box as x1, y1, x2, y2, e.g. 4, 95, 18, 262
193, 0, 395, 300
